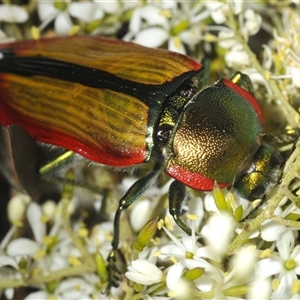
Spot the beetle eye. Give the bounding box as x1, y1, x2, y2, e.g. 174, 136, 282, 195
234, 144, 282, 200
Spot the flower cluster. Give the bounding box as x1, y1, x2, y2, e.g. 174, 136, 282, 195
0, 1, 300, 299
126, 182, 300, 299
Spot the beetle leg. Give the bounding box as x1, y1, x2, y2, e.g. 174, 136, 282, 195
230, 72, 255, 95
168, 180, 192, 236
107, 162, 162, 289
200, 58, 211, 87
39, 150, 75, 176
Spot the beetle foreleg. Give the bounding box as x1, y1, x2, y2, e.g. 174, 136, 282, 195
168, 180, 191, 236
107, 162, 162, 290
200, 58, 211, 87
230, 72, 255, 95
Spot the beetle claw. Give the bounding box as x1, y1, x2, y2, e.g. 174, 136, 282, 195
106, 250, 122, 293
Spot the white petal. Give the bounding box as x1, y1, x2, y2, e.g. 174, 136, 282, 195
37, 2, 58, 21
195, 246, 221, 262
179, 28, 202, 46
54, 12, 73, 36
168, 37, 186, 54
206, 3, 227, 24
276, 231, 294, 259
27, 202, 45, 244
0, 4, 29, 23
7, 238, 39, 257
194, 274, 215, 292
230, 247, 258, 281
49, 255, 69, 271
203, 192, 218, 212
166, 263, 184, 290
159, 244, 185, 260
225, 48, 250, 67
246, 278, 272, 299
243, 9, 262, 36
0, 255, 18, 269
218, 30, 236, 49
271, 273, 294, 299
129, 8, 142, 35
0, 226, 16, 249
187, 196, 204, 230
201, 213, 235, 256
24, 291, 47, 300
134, 28, 168, 48
4, 287, 14, 300
140, 6, 168, 29
294, 265, 300, 275
69, 2, 103, 23
185, 257, 216, 270
125, 259, 162, 285
255, 258, 283, 278
290, 67, 300, 87
232, 1, 243, 14
130, 199, 152, 232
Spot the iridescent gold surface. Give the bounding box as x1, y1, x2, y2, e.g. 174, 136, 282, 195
167, 80, 262, 184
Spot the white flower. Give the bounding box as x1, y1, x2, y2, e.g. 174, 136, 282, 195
197, 246, 258, 298
239, 9, 262, 38
247, 278, 272, 299
68, 2, 103, 24
270, 9, 300, 90
218, 29, 239, 50
256, 232, 300, 299
261, 201, 299, 243
229, 246, 258, 283
124, 2, 204, 54
204, 2, 228, 24
158, 219, 221, 293
0, 4, 28, 23
225, 43, 250, 67
27, 201, 46, 244
37, 0, 81, 36
201, 213, 236, 257
125, 259, 163, 285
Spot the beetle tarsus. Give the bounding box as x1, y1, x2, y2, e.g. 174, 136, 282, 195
106, 250, 121, 293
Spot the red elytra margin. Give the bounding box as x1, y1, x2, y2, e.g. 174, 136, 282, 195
223, 78, 263, 125
166, 164, 230, 191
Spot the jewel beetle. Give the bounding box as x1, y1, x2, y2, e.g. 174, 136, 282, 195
0, 35, 282, 288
